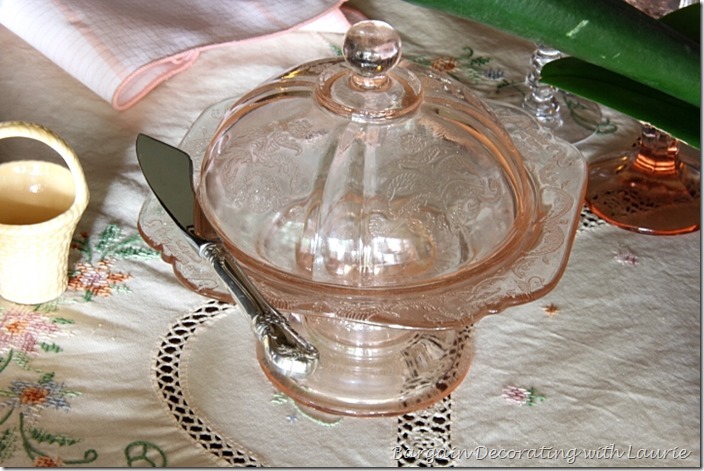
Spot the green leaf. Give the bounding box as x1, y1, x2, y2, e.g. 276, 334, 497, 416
38, 372, 55, 384
0, 428, 18, 461
659, 3, 700, 44
39, 342, 63, 353
540, 3, 700, 148
29, 427, 80, 447
402, 0, 700, 107
541, 57, 700, 149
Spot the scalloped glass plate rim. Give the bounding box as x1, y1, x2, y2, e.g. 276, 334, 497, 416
137, 96, 586, 330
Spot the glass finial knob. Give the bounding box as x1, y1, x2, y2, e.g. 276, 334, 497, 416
343, 20, 401, 89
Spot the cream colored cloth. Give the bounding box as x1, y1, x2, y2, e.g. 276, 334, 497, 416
0, 0, 699, 466
0, 0, 350, 109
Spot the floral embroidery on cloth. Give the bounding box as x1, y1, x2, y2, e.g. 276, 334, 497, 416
542, 303, 560, 317
0, 224, 165, 466
614, 247, 639, 267
409, 46, 616, 136
0, 308, 63, 370
501, 386, 546, 406
411, 47, 499, 88
0, 373, 91, 466
67, 225, 158, 301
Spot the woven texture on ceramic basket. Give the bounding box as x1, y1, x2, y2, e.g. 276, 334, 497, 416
0, 121, 89, 304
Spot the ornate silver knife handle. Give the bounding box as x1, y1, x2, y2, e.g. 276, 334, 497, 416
199, 242, 319, 378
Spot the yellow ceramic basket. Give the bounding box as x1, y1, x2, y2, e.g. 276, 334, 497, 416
0, 121, 89, 304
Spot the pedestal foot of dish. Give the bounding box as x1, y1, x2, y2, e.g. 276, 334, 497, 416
258, 314, 473, 417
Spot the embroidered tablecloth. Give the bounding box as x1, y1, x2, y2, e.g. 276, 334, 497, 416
0, 0, 699, 466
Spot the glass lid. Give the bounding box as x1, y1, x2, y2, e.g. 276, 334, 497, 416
199, 20, 536, 293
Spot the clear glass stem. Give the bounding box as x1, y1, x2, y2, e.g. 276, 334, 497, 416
522, 44, 563, 127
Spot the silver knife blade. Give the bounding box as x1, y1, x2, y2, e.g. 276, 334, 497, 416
136, 134, 318, 378
135, 134, 202, 242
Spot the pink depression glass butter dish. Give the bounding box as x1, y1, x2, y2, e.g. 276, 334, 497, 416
200, 20, 545, 329
151, 21, 586, 416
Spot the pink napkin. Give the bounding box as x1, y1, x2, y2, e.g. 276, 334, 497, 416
0, 0, 350, 110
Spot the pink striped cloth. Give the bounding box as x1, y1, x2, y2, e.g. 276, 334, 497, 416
0, 0, 350, 110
